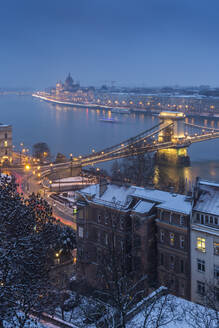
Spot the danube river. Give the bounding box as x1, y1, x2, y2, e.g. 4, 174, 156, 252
1, 95, 219, 191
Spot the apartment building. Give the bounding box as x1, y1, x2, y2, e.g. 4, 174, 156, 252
75, 181, 192, 298
191, 178, 219, 305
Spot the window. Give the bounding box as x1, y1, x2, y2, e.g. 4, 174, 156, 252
78, 226, 84, 238
4, 133, 7, 139
197, 281, 205, 295
180, 282, 185, 296
180, 236, 185, 249
197, 259, 205, 272
196, 237, 206, 252
160, 253, 164, 266
105, 214, 109, 225
169, 212, 173, 224
98, 214, 101, 223
180, 260, 184, 273
97, 231, 101, 242
120, 216, 125, 230
160, 230, 164, 243
215, 287, 219, 302
160, 210, 163, 220
180, 216, 185, 226
210, 216, 213, 224
105, 233, 108, 245
196, 213, 200, 222
4, 141, 7, 147
214, 242, 219, 255
201, 215, 204, 224
214, 265, 219, 279
215, 217, 218, 225
205, 216, 209, 224
170, 255, 174, 269
170, 233, 174, 246
5, 150, 7, 155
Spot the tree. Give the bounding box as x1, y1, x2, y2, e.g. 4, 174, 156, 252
32, 142, 51, 162
111, 154, 153, 187
183, 282, 219, 328
55, 152, 68, 163
0, 176, 76, 327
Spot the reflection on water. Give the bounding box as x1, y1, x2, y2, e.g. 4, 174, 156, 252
153, 164, 194, 194
153, 161, 219, 194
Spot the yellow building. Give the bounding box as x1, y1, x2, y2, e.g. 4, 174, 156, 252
0, 124, 12, 164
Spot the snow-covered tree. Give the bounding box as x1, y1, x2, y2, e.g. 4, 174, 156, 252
0, 176, 76, 327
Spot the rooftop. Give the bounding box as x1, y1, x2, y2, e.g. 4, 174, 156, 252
78, 184, 192, 214
194, 179, 219, 215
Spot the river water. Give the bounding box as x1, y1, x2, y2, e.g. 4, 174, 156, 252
1, 95, 219, 191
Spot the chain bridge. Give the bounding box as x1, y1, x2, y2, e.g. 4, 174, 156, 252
41, 111, 219, 176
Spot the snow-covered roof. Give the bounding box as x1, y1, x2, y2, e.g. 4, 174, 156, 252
132, 200, 155, 214
78, 184, 192, 214
194, 180, 219, 215
78, 184, 135, 209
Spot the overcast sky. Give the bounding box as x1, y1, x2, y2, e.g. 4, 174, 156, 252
1, 0, 219, 88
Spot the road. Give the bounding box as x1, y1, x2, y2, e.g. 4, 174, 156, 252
10, 169, 76, 230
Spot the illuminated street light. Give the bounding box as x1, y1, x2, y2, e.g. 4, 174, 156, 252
25, 164, 30, 170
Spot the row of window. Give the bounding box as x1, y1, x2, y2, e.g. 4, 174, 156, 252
196, 237, 219, 255
197, 259, 219, 278
160, 253, 185, 273
97, 214, 125, 230
160, 211, 185, 226
195, 212, 219, 227
160, 230, 185, 248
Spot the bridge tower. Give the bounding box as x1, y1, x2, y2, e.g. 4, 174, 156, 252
156, 111, 190, 165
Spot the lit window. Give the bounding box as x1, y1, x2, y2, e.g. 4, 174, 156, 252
214, 242, 219, 255
197, 259, 205, 272
196, 237, 206, 252
4, 141, 7, 147
170, 233, 174, 246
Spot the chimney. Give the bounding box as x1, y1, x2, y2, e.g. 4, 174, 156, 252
99, 177, 108, 198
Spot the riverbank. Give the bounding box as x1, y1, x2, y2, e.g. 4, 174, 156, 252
32, 93, 219, 119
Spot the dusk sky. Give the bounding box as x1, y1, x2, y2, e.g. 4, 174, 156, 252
1, 0, 219, 88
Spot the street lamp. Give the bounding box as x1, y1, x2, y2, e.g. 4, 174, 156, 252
70, 153, 73, 176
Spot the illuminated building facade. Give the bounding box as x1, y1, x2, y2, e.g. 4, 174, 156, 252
0, 124, 12, 164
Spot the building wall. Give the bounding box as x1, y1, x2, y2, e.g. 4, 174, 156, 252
191, 215, 219, 304
76, 200, 158, 291
156, 209, 191, 300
